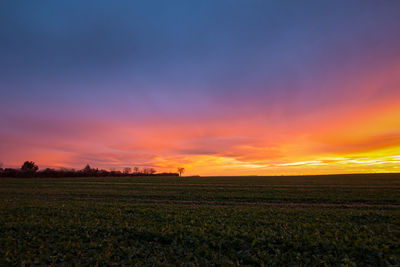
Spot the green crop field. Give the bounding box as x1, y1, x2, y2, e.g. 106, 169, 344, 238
0, 174, 399, 266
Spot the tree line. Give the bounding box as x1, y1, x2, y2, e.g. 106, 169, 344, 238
0, 161, 181, 178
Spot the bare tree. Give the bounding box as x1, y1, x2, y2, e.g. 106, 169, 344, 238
133, 167, 139, 174
177, 167, 185, 177
123, 167, 132, 174
142, 168, 157, 175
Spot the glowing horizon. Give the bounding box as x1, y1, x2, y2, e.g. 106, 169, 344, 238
1, 1, 400, 176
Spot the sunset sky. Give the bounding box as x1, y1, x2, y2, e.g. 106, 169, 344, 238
1, 1, 400, 175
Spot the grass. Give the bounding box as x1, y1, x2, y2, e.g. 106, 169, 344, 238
0, 174, 399, 265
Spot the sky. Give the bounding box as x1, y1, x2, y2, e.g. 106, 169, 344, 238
1, 1, 400, 175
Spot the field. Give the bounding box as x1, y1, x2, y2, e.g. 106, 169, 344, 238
0, 174, 399, 266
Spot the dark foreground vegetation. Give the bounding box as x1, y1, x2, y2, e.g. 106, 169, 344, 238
0, 174, 399, 265
0, 161, 179, 178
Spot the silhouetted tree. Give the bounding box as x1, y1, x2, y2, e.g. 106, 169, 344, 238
110, 170, 122, 176
3, 168, 18, 177
123, 167, 131, 174
0, 162, 172, 178
141, 168, 156, 175
21, 161, 39, 172
83, 164, 92, 173
41, 168, 57, 178
177, 167, 185, 177
133, 167, 139, 174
